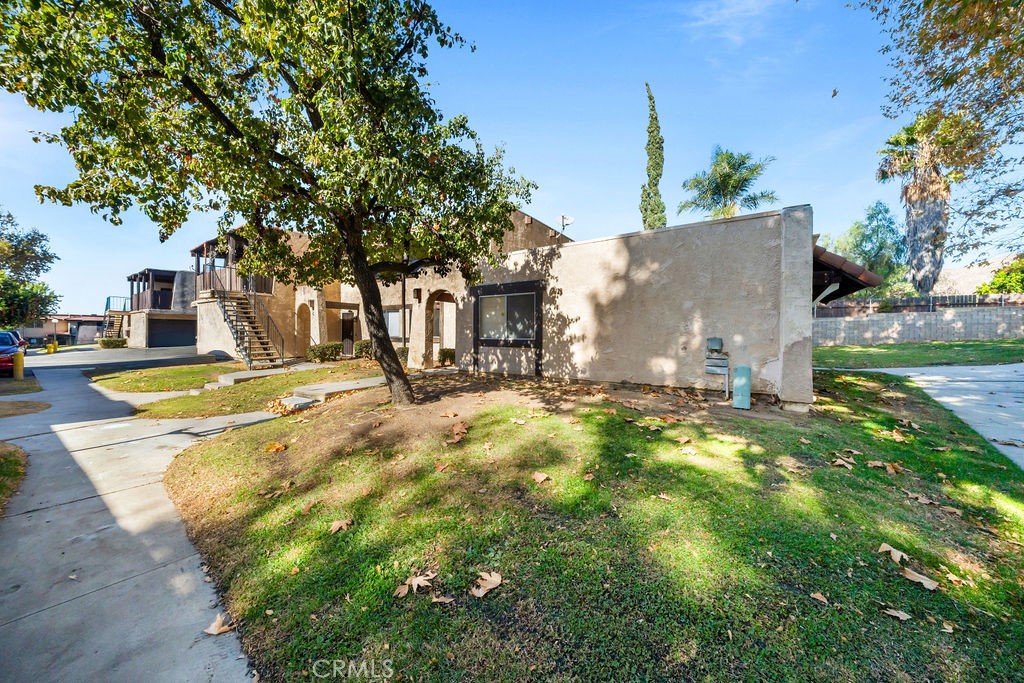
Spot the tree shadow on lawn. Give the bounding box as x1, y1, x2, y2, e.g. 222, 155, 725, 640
168, 373, 1024, 682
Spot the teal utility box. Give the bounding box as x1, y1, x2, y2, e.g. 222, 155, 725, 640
732, 365, 751, 410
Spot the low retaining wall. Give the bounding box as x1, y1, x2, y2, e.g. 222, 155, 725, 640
813, 306, 1024, 346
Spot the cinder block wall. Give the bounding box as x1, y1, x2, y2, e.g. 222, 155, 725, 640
813, 307, 1024, 346
456, 206, 815, 408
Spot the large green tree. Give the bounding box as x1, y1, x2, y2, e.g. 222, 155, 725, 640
639, 82, 666, 231
866, 0, 1024, 255
678, 146, 777, 220
0, 0, 532, 404
827, 200, 914, 299
876, 111, 986, 294
976, 256, 1024, 294
0, 207, 60, 328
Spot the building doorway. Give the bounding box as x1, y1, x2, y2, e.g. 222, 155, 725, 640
296, 303, 311, 357
341, 311, 355, 356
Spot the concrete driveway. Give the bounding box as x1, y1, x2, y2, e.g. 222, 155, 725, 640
24, 344, 214, 371
0, 363, 267, 681
883, 363, 1024, 470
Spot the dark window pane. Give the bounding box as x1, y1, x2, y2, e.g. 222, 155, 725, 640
506, 293, 535, 340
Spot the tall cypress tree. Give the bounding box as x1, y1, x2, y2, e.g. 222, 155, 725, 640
640, 82, 667, 230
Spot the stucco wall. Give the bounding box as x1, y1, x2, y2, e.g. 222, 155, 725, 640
195, 299, 238, 358
455, 207, 814, 407
814, 306, 1024, 346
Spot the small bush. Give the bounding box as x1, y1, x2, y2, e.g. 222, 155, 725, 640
876, 300, 895, 313
438, 347, 455, 366
353, 340, 373, 358
395, 346, 409, 364
307, 341, 347, 363
98, 337, 127, 349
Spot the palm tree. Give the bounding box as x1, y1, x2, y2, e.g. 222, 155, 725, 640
877, 111, 984, 295
678, 146, 778, 219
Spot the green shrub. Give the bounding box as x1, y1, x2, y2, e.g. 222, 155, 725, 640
438, 347, 455, 366
353, 340, 373, 358
98, 337, 127, 349
307, 341, 347, 363
876, 300, 895, 313
977, 255, 1024, 293
395, 346, 408, 364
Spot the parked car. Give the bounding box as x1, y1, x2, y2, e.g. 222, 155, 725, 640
5, 330, 29, 349
0, 331, 22, 377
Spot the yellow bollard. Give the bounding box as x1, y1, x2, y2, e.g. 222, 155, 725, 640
46, 343, 54, 354
12, 351, 24, 380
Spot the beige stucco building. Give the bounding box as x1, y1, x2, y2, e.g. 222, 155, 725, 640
190, 205, 875, 410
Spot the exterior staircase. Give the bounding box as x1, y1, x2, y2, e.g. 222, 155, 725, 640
216, 292, 283, 369
102, 296, 130, 338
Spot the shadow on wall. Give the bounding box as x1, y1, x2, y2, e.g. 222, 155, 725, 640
469, 211, 798, 398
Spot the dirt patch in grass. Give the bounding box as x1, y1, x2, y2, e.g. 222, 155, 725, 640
167, 371, 1024, 682
0, 443, 27, 517
0, 401, 50, 418
0, 376, 41, 396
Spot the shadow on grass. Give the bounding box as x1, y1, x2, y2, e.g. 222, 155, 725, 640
168, 373, 1024, 682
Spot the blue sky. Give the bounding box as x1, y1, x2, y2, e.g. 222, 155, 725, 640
1, 0, 909, 314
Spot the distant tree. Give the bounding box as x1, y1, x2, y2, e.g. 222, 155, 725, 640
876, 111, 986, 294
976, 256, 1024, 294
829, 201, 915, 299
678, 146, 777, 219
0, 207, 60, 327
0, 0, 532, 405
0, 208, 58, 281
640, 83, 666, 230
0, 275, 60, 328
865, 0, 1023, 254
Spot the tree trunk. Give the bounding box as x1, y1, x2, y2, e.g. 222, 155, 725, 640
905, 192, 948, 295
345, 235, 415, 405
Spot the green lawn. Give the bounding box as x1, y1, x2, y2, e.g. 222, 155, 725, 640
166, 372, 1024, 681
86, 361, 246, 392
136, 361, 381, 418
0, 443, 26, 517
814, 339, 1024, 369
0, 376, 41, 396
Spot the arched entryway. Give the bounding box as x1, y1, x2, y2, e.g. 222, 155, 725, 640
422, 290, 456, 368
296, 303, 311, 357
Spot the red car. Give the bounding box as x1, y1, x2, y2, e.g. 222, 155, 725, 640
0, 331, 22, 376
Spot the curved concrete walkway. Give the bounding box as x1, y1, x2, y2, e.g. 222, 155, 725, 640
0, 367, 266, 682
883, 363, 1024, 470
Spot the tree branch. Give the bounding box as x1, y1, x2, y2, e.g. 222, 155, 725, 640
370, 257, 441, 276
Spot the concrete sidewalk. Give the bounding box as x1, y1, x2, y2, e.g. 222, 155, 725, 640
0, 368, 264, 682
882, 363, 1024, 470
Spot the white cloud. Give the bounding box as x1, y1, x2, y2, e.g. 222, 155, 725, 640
670, 0, 790, 46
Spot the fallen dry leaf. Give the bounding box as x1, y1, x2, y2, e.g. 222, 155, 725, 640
656, 492, 672, 501
941, 621, 955, 633
901, 567, 939, 591
393, 584, 410, 598
470, 571, 502, 598
883, 608, 912, 621
204, 613, 235, 636
431, 594, 455, 604
265, 441, 287, 454
675, 436, 691, 444
329, 519, 353, 534
532, 471, 550, 484
408, 572, 436, 593
301, 500, 316, 515
798, 437, 811, 445
810, 592, 828, 605
831, 458, 853, 470
877, 543, 909, 564
583, 473, 595, 481
441, 411, 458, 418
510, 418, 526, 426
434, 461, 450, 472
867, 460, 885, 468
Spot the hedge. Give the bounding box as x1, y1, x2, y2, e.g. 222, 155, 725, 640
438, 347, 455, 366
98, 337, 127, 349
307, 341, 348, 363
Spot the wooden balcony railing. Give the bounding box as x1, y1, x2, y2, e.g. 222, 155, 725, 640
131, 289, 173, 311
196, 266, 273, 294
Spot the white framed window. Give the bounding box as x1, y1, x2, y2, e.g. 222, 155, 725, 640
383, 308, 412, 340
478, 293, 536, 341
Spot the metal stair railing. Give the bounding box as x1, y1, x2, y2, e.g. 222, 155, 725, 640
205, 266, 259, 369
243, 276, 284, 367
